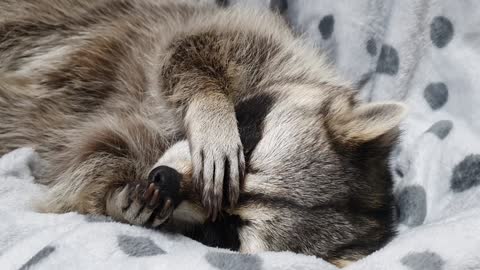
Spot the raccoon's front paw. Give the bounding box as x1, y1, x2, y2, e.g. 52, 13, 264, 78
190, 127, 245, 221
106, 166, 181, 227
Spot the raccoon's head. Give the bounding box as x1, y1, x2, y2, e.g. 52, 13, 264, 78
235, 88, 407, 210
153, 87, 406, 214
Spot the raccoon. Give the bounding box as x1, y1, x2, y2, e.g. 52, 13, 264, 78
0, 0, 406, 267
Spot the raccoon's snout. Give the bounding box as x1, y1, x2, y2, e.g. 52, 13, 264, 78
148, 166, 182, 206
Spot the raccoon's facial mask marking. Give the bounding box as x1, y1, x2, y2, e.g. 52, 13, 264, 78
235, 94, 276, 165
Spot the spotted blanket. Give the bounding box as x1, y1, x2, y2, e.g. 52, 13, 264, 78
1, 0, 480, 269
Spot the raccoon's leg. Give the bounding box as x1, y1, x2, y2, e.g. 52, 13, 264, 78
163, 89, 245, 219
35, 113, 184, 227
160, 36, 253, 218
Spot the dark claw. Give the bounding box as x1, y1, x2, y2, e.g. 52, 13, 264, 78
160, 198, 172, 217
143, 183, 155, 201
149, 189, 160, 207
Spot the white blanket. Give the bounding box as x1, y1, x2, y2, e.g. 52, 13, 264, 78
2, 0, 480, 269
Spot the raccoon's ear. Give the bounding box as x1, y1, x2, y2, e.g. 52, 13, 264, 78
326, 102, 407, 145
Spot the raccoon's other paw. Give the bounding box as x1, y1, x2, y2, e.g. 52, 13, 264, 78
148, 166, 182, 227
106, 166, 181, 227
106, 184, 156, 226
190, 125, 245, 221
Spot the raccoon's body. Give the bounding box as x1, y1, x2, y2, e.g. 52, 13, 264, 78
0, 0, 406, 267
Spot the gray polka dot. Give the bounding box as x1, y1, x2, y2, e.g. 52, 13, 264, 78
451, 154, 480, 192
356, 72, 373, 89
319, 15, 334, 40
426, 120, 453, 139
19, 246, 55, 270
424, 82, 448, 110
376, 44, 399, 75
215, 0, 229, 7
367, 38, 377, 56
118, 235, 165, 257
431, 16, 454, 48
395, 167, 404, 178
85, 214, 114, 223
270, 0, 288, 14
401, 251, 445, 270
396, 185, 427, 226
206, 251, 262, 270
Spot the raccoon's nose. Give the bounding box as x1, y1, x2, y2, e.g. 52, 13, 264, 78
148, 166, 181, 200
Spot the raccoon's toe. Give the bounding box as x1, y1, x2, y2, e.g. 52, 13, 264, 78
151, 197, 175, 227
192, 144, 244, 221
106, 184, 155, 226
124, 184, 155, 224
143, 183, 161, 207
